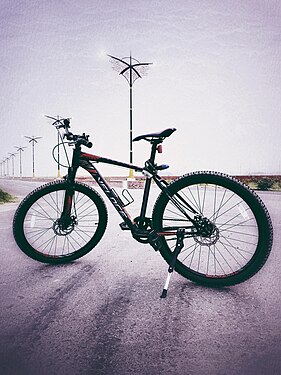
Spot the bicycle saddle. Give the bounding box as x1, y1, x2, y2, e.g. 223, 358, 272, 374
133, 128, 176, 142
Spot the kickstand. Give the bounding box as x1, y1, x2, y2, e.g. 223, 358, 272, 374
160, 228, 185, 298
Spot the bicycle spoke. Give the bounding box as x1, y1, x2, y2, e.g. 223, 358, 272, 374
75, 197, 96, 216
196, 185, 202, 213
217, 215, 254, 230
40, 234, 57, 253
201, 185, 207, 214
219, 228, 258, 237
197, 245, 202, 272
25, 227, 53, 242
159, 179, 263, 279
212, 199, 248, 222
164, 207, 187, 219
77, 209, 98, 220
38, 198, 60, 219
180, 187, 202, 213
20, 185, 104, 258
207, 245, 211, 275
213, 189, 229, 221
219, 233, 257, 247
28, 207, 54, 221
74, 227, 93, 240
215, 243, 237, 274
42, 194, 62, 215
180, 242, 200, 262
180, 241, 199, 254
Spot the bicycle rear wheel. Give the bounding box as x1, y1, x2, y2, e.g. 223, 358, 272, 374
13, 181, 107, 263
152, 172, 273, 287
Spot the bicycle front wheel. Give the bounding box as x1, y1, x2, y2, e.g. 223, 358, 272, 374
152, 172, 273, 287
13, 181, 107, 263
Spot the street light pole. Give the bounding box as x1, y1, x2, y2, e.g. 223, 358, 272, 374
2, 159, 6, 176
24, 136, 42, 177
45, 114, 70, 178
5, 157, 10, 176
55, 116, 62, 178
108, 53, 152, 178
14, 146, 26, 178
8, 153, 17, 177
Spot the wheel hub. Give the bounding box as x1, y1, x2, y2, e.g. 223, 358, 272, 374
53, 216, 77, 236
194, 216, 220, 246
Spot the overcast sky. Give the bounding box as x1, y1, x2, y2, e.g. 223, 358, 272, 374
1, 0, 280, 177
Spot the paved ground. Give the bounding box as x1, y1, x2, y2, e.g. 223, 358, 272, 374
0, 178, 281, 375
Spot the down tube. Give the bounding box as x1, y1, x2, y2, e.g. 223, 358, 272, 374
85, 166, 134, 228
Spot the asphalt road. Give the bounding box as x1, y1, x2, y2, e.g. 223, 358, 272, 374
0, 178, 280, 375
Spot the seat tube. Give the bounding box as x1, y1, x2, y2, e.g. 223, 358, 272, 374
139, 141, 158, 217
140, 177, 152, 218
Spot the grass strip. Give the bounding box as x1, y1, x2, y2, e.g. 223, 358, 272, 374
0, 188, 16, 203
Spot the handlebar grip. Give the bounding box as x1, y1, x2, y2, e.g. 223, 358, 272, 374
79, 138, 93, 148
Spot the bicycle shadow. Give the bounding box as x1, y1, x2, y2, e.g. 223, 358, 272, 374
173, 277, 260, 307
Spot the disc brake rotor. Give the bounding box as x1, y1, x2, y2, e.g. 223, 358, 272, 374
53, 216, 77, 236
193, 216, 220, 246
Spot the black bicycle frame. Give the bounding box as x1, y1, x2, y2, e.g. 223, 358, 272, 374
63, 143, 198, 235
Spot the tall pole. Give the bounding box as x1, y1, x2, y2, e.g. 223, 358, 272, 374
5, 158, 8, 176
8, 153, 17, 177
3, 159, 6, 176
45, 114, 69, 178
108, 53, 152, 179
32, 141, 34, 176
15, 146, 26, 178
24, 136, 42, 177
129, 54, 133, 177
6, 157, 10, 176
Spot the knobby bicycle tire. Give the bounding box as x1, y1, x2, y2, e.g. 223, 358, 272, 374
152, 171, 273, 287
13, 181, 108, 264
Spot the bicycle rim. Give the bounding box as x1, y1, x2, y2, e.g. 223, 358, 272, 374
153, 172, 272, 285
18, 183, 105, 260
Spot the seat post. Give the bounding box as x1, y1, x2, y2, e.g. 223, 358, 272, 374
149, 140, 160, 165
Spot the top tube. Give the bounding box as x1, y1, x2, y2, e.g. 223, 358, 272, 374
80, 151, 143, 172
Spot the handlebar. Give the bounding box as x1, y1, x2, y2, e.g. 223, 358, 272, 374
65, 132, 93, 148
45, 115, 92, 148
78, 138, 93, 148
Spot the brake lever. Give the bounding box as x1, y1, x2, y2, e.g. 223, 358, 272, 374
64, 131, 74, 141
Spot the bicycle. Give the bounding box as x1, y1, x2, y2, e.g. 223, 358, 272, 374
13, 116, 273, 297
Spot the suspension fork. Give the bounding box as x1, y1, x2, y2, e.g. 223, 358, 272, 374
61, 148, 80, 219
61, 185, 75, 217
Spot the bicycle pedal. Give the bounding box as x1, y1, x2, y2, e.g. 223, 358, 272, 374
119, 222, 130, 230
